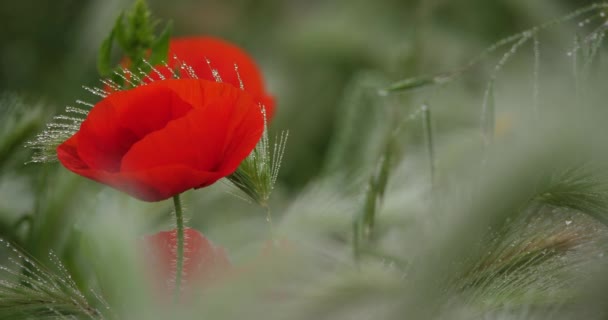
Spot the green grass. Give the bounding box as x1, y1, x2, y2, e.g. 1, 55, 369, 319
2, 1, 608, 319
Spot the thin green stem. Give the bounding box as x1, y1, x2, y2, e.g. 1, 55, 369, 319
353, 220, 361, 264
172, 194, 184, 303
422, 104, 435, 191
481, 80, 496, 148
532, 35, 541, 119
362, 176, 378, 240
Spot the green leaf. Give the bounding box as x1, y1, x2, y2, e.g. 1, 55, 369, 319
97, 28, 115, 76
113, 12, 129, 50
128, 0, 154, 49
382, 74, 449, 93
148, 20, 173, 66
96, 0, 174, 83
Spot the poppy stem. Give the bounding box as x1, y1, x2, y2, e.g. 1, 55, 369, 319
172, 194, 184, 303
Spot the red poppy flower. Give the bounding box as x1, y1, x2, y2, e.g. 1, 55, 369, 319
169, 37, 274, 118
57, 79, 264, 201
144, 228, 230, 297
116, 37, 275, 119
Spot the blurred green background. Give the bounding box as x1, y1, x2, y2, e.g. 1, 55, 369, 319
2, 1, 608, 319
0, 0, 597, 188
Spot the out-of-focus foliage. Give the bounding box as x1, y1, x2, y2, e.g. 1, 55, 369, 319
0, 0, 598, 188
2, 0, 608, 319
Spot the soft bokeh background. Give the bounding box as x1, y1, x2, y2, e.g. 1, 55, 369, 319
2, 1, 608, 319
0, 0, 596, 188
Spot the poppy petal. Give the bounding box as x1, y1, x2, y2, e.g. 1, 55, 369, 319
144, 228, 230, 296
76, 82, 193, 172
122, 165, 222, 201
166, 37, 275, 118
121, 81, 263, 176
58, 77, 264, 201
